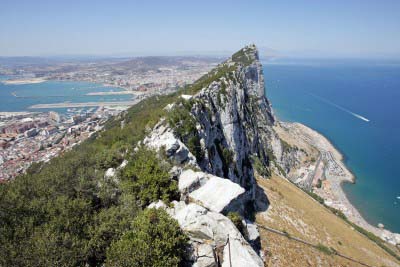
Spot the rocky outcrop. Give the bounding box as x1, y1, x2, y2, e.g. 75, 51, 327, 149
143, 120, 198, 166
166, 201, 264, 267
178, 169, 207, 193
188, 173, 246, 213
143, 45, 275, 266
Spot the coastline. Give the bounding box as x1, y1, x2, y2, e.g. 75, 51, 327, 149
278, 121, 400, 246
2, 78, 47, 85
51, 78, 132, 91
1, 76, 131, 92
28, 100, 141, 109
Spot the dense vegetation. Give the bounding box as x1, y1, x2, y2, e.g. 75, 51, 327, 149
0, 93, 188, 266
106, 208, 188, 267
119, 148, 179, 208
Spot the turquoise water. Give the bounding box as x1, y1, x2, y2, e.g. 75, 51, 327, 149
0, 77, 132, 113
263, 60, 400, 233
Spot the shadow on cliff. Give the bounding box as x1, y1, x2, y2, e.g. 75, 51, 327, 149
243, 181, 270, 222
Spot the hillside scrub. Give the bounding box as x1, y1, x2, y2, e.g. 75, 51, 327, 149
0, 93, 185, 266
106, 208, 188, 267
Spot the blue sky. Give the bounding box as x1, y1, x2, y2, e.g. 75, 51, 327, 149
0, 0, 399, 58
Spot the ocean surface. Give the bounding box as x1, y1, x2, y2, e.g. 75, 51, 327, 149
0, 76, 132, 114
263, 59, 400, 233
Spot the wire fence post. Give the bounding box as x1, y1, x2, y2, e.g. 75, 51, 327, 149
228, 234, 232, 267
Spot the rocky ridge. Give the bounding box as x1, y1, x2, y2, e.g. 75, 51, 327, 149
141, 45, 278, 266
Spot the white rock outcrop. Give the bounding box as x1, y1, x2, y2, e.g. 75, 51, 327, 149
118, 159, 128, 169
178, 169, 207, 193
189, 174, 245, 213
143, 121, 197, 166
148, 200, 167, 209
181, 94, 193, 100
104, 167, 115, 178
167, 201, 264, 267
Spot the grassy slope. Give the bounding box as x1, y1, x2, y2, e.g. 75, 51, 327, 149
256, 174, 400, 267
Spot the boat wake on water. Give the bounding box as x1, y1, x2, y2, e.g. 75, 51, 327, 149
308, 92, 370, 122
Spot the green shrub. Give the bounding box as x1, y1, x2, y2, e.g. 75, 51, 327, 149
167, 99, 204, 162
232, 49, 254, 66
265, 149, 287, 176
214, 140, 233, 177
316, 179, 322, 188
120, 148, 178, 208
282, 229, 291, 238
315, 243, 334, 255
305, 190, 325, 204
106, 208, 188, 267
181, 63, 236, 95
227, 212, 245, 236
251, 155, 270, 178
280, 139, 292, 153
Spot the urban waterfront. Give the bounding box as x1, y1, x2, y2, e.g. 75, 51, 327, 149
0, 77, 133, 114
0, 78, 135, 180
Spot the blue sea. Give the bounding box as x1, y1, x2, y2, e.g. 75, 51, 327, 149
263, 59, 400, 233
0, 76, 132, 114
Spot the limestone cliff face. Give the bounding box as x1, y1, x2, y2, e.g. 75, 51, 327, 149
142, 45, 284, 266
189, 45, 276, 196
143, 45, 302, 217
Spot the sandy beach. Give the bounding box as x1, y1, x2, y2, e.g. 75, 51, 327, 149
277, 121, 400, 246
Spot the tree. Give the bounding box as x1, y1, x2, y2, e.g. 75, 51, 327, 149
120, 148, 178, 208
106, 208, 188, 267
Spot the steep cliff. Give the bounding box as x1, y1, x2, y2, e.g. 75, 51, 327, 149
142, 45, 279, 266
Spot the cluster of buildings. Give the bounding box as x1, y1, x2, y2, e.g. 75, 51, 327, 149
0, 107, 126, 181
1, 118, 48, 136
46, 60, 217, 94
0, 56, 219, 182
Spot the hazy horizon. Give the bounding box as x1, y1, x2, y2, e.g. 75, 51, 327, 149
1, 0, 400, 59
